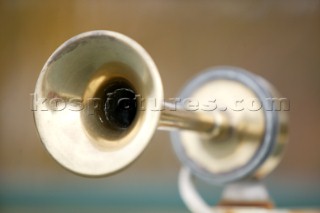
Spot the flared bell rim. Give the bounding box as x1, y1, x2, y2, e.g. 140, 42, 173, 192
33, 30, 164, 176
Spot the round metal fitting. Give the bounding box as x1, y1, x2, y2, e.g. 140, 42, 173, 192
171, 67, 288, 184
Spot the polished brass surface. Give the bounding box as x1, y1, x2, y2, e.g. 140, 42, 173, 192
159, 107, 215, 133
34, 30, 287, 182
254, 82, 288, 180
34, 30, 232, 177
34, 31, 164, 176
179, 80, 265, 174
173, 74, 289, 183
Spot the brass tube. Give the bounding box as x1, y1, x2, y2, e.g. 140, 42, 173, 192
158, 103, 215, 133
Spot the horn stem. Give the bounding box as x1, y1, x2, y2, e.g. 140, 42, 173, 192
158, 103, 226, 136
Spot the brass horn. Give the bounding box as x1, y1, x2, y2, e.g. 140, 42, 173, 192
33, 30, 288, 184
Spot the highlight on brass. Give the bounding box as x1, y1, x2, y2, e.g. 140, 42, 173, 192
33, 30, 288, 184
31, 30, 293, 212
34, 31, 287, 182
34, 31, 163, 176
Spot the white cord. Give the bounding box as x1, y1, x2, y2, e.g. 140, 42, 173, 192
179, 167, 216, 213
178, 167, 291, 213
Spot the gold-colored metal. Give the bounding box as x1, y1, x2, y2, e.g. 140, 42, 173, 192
158, 105, 230, 143
254, 84, 288, 180
34, 31, 164, 176
34, 30, 232, 177
159, 108, 214, 133
179, 80, 266, 174
172, 73, 289, 184
34, 30, 287, 183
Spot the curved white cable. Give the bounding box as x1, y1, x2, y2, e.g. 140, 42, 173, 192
179, 167, 217, 213
178, 167, 292, 213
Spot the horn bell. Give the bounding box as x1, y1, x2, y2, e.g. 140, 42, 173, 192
33, 31, 163, 176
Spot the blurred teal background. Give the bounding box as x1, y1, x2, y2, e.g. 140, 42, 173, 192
0, 0, 320, 212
